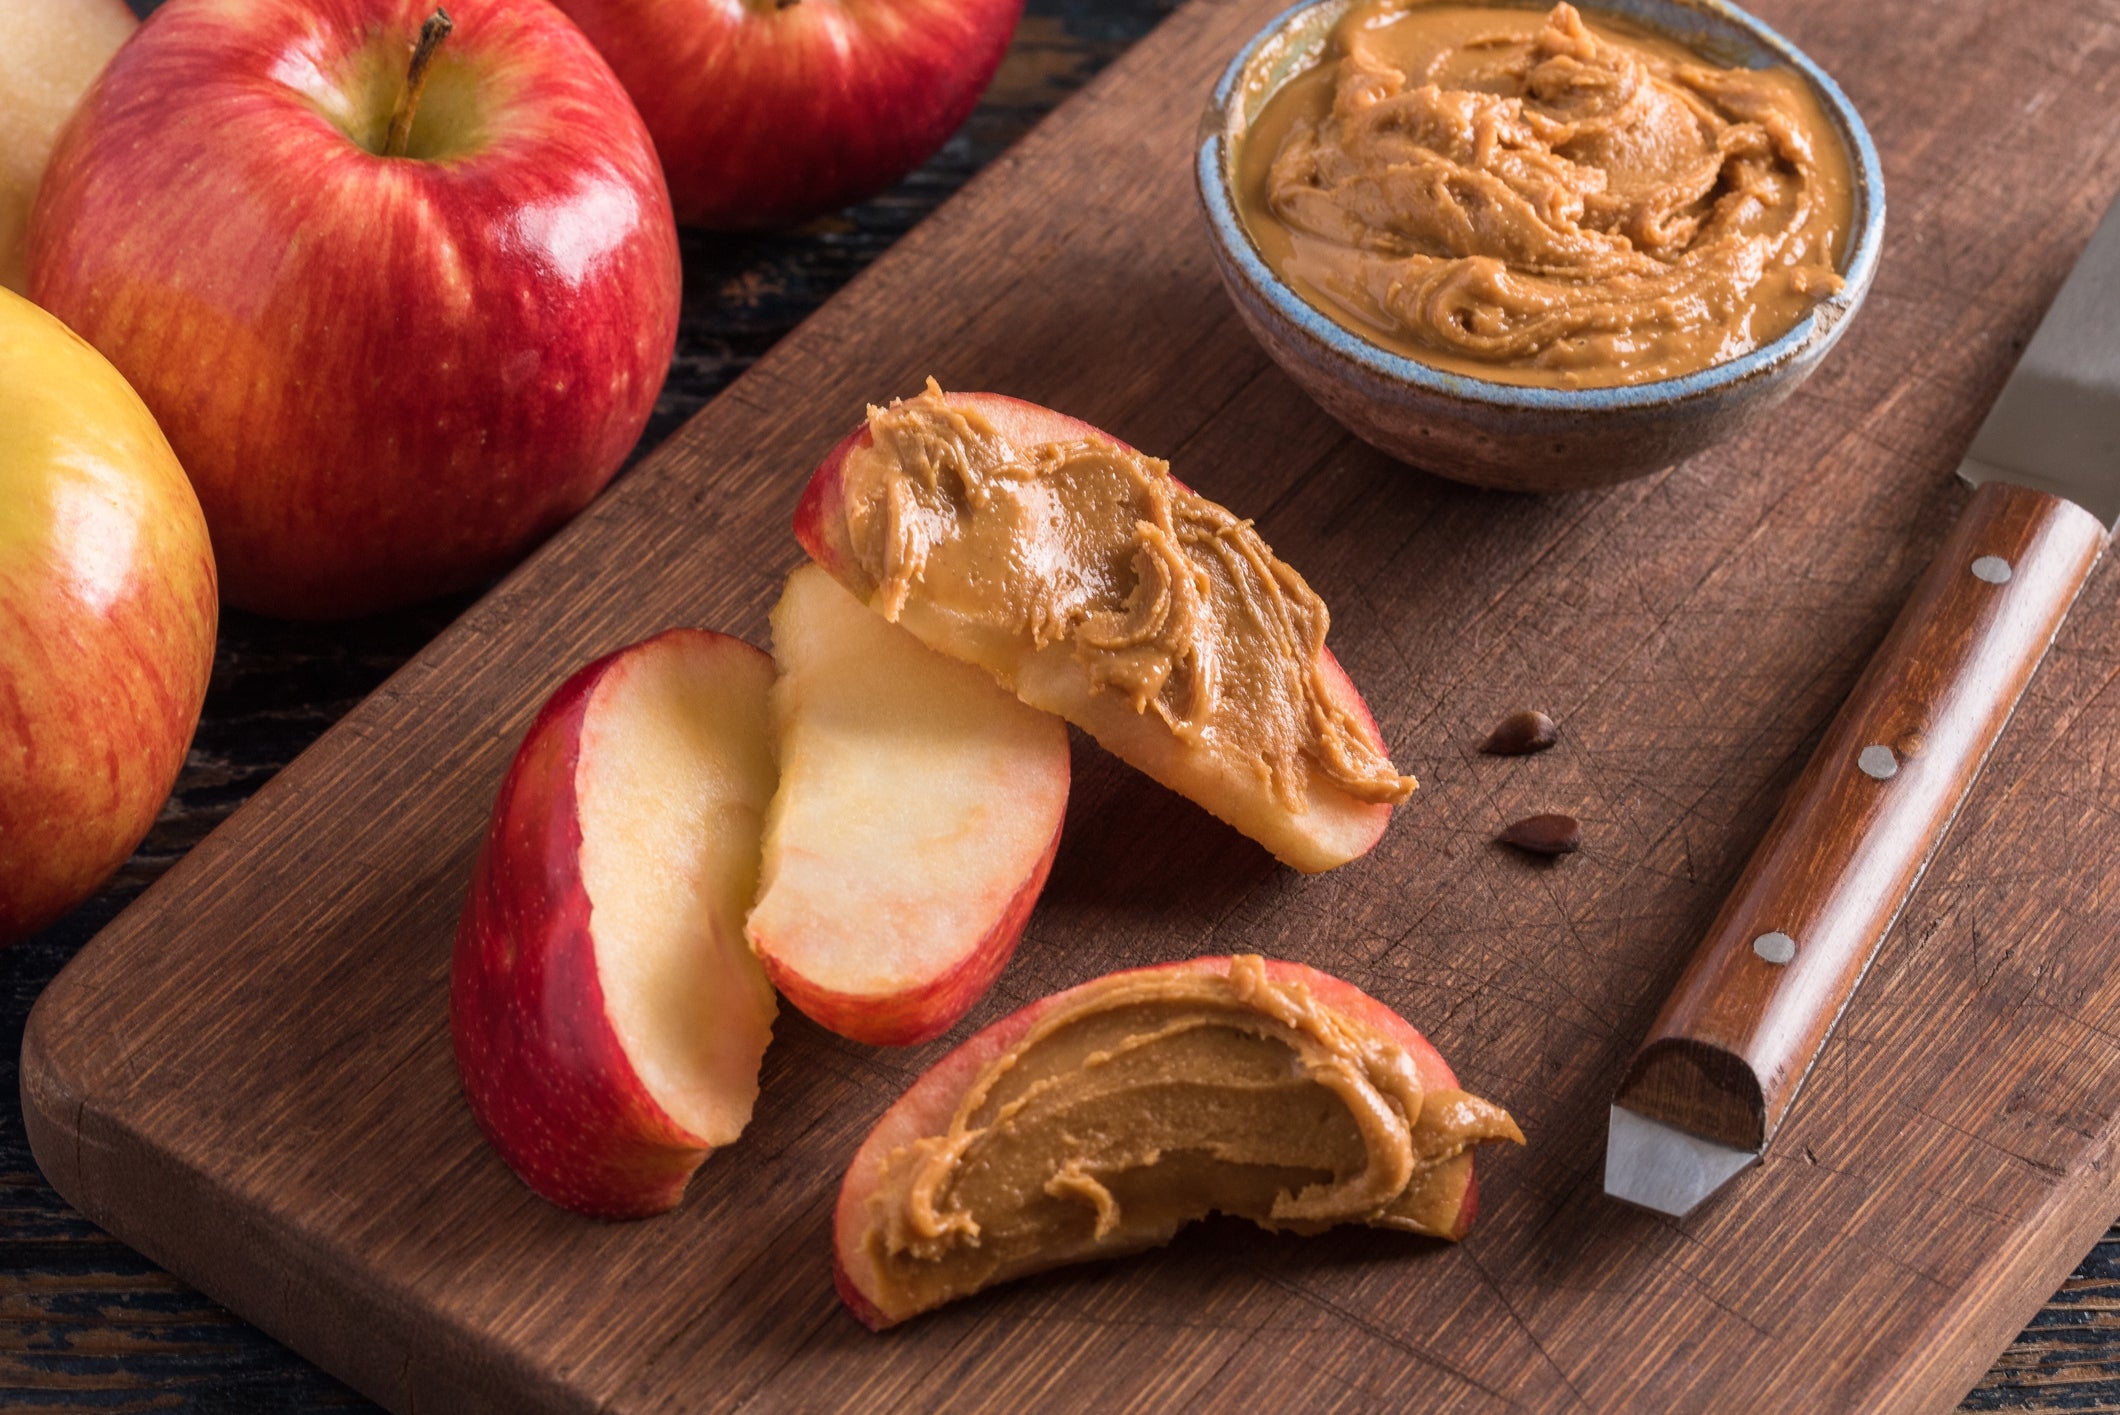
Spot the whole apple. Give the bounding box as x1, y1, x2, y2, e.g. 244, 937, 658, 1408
28, 0, 682, 620
0, 0, 135, 293
0, 288, 217, 946
549, 0, 1023, 230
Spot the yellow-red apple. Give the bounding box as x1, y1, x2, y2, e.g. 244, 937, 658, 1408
747, 564, 1068, 1046
0, 288, 217, 946
548, 0, 1023, 229
794, 390, 1402, 873
28, 0, 681, 619
451, 629, 780, 1218
0, 0, 134, 293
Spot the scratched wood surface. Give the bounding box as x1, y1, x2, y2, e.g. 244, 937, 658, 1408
10, 0, 2120, 1409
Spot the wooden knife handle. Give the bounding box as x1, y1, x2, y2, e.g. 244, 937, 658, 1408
1615, 480, 2108, 1151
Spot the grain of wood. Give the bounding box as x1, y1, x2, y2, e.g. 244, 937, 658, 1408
8, 0, 2120, 1410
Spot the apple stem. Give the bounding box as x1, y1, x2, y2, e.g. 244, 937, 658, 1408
383, 8, 454, 159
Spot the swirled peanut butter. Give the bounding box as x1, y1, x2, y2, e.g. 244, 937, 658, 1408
838, 381, 1415, 816
1235, 1, 1854, 386
845, 956, 1522, 1324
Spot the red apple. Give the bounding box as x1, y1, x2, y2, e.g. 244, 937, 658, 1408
834, 955, 1515, 1329
548, 0, 1024, 229
0, 288, 216, 946
451, 628, 780, 1219
27, 0, 681, 619
795, 391, 1401, 873
747, 564, 1068, 1046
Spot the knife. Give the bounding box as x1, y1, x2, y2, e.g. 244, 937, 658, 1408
1604, 194, 2120, 1218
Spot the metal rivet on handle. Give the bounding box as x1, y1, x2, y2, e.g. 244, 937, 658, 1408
1754, 931, 1797, 965
1858, 745, 1898, 780
1971, 556, 2013, 584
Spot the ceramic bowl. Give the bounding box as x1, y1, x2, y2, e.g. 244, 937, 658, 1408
1195, 0, 1886, 493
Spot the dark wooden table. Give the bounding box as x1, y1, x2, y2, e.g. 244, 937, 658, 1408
3, 0, 2116, 1408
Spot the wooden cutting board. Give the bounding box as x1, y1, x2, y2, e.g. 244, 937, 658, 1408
22, 0, 2120, 1408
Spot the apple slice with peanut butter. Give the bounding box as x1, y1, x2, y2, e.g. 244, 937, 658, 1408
794, 381, 1414, 872
833, 954, 1522, 1329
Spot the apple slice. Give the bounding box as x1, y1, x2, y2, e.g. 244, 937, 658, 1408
793, 385, 1410, 874
833, 954, 1522, 1328
747, 564, 1069, 1046
451, 628, 779, 1218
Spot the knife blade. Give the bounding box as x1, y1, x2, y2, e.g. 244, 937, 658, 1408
1605, 194, 2120, 1218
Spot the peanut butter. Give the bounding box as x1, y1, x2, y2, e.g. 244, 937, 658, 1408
1235, 1, 1854, 387
849, 956, 1522, 1323
838, 381, 1415, 814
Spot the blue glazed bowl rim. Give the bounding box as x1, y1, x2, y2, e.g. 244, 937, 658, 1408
1198, 0, 1887, 412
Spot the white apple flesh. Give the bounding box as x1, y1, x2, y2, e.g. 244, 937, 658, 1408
748, 564, 1069, 1046
452, 628, 779, 1218
0, 0, 134, 293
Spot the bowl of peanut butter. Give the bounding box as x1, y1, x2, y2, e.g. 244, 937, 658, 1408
1197, 0, 1884, 491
